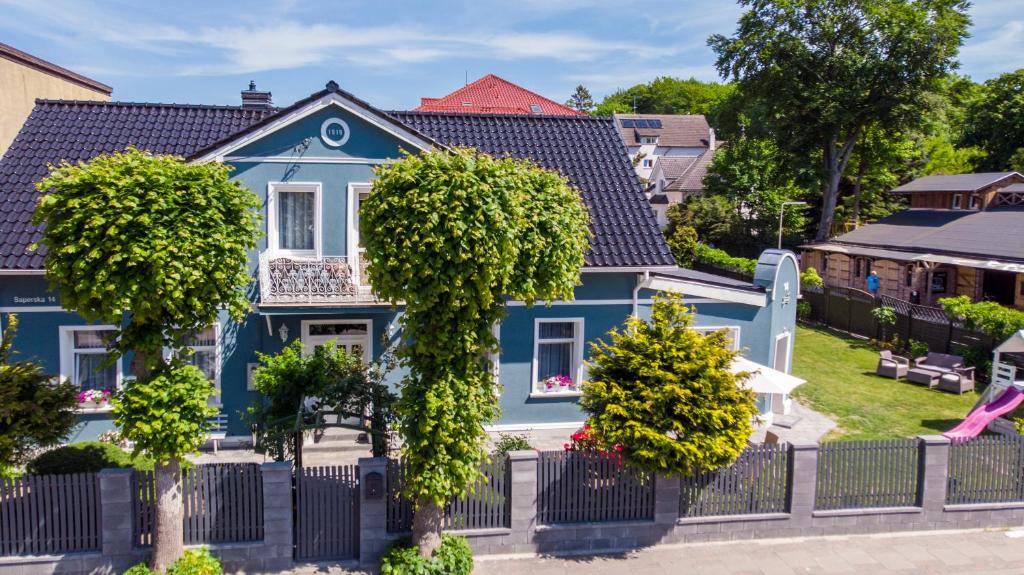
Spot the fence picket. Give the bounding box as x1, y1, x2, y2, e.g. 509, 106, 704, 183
814, 439, 918, 511
947, 436, 1024, 505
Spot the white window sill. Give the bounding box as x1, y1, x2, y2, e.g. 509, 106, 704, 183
529, 391, 583, 399
77, 405, 113, 414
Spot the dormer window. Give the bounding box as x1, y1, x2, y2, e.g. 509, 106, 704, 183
952, 194, 962, 209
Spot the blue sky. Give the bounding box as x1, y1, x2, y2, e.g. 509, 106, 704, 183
2, 0, 1022, 110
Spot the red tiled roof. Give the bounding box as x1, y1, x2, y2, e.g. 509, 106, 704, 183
413, 74, 584, 116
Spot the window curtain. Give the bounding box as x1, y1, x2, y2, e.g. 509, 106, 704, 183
189, 351, 217, 381
279, 191, 314, 250
76, 353, 116, 391
538, 341, 572, 381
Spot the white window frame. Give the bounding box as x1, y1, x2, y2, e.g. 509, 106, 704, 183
690, 325, 742, 351
639, 136, 658, 145
267, 181, 322, 257
59, 325, 122, 410
642, 158, 654, 168
300, 319, 373, 363
531, 318, 585, 398
347, 183, 373, 290
185, 324, 222, 406
969, 194, 980, 210
952, 194, 962, 209
774, 330, 793, 373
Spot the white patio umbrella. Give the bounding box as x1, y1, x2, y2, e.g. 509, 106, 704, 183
730, 356, 805, 395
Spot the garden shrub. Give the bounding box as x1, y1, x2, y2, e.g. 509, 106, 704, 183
694, 244, 757, 277
907, 339, 930, 359
380, 534, 473, 575
940, 296, 1024, 341
800, 267, 823, 289
26, 441, 153, 475
166, 548, 222, 575
492, 433, 532, 456
123, 548, 222, 575
796, 300, 812, 320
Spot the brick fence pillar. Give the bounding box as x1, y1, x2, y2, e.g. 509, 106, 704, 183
918, 435, 951, 520
260, 461, 294, 572
508, 450, 539, 552
358, 457, 390, 565
788, 443, 819, 526
654, 473, 680, 526
99, 468, 136, 571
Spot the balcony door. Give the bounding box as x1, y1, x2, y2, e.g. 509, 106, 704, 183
300, 320, 371, 363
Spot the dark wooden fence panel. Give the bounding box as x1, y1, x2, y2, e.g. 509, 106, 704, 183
133, 463, 264, 547
0, 473, 100, 556
679, 444, 789, 518
387, 458, 509, 533
537, 451, 654, 525
815, 439, 920, 511
947, 437, 1024, 505
295, 465, 359, 561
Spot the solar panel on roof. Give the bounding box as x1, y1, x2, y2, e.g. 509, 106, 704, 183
620, 119, 635, 128
649, 119, 662, 128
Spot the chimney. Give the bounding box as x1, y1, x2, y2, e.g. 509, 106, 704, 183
708, 127, 716, 151
241, 80, 273, 109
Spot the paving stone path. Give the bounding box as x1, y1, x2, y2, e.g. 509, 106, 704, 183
474, 529, 1024, 575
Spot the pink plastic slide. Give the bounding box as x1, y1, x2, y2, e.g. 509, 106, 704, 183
944, 387, 1024, 439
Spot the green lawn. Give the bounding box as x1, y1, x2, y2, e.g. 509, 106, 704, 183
791, 325, 980, 441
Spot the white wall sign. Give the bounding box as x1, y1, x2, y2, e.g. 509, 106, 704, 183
320, 117, 351, 147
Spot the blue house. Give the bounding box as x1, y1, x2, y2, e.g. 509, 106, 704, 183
0, 81, 800, 444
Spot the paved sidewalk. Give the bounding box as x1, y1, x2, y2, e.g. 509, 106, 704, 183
474, 529, 1024, 575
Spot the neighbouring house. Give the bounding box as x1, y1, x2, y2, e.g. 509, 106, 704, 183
801, 172, 1024, 309
0, 81, 799, 444
613, 113, 716, 182
0, 42, 111, 157
414, 73, 583, 116
646, 149, 718, 227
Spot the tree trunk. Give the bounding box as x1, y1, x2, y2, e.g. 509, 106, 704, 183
851, 154, 868, 227
412, 496, 444, 557
815, 133, 861, 241
151, 457, 184, 572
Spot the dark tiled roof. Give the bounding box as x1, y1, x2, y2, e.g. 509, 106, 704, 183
652, 156, 698, 181
392, 111, 675, 268
0, 100, 274, 269
821, 208, 1024, 263
615, 113, 712, 147
665, 148, 718, 193
891, 172, 1022, 193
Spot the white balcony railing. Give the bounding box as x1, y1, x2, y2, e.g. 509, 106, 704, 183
258, 253, 373, 304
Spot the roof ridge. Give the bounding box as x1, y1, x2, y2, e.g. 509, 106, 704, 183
394, 110, 609, 121
33, 98, 272, 112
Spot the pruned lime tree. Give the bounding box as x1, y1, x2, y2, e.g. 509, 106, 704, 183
32, 147, 261, 571
580, 294, 756, 476
360, 148, 589, 557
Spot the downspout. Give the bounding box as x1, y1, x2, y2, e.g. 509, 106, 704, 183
633, 271, 650, 317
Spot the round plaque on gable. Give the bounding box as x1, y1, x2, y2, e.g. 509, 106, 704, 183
320, 117, 351, 147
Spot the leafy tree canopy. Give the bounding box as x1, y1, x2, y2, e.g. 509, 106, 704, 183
594, 76, 734, 119
33, 147, 261, 359
962, 69, 1024, 171
565, 84, 595, 113
360, 148, 589, 553
710, 0, 970, 241
581, 294, 756, 476
0, 315, 78, 471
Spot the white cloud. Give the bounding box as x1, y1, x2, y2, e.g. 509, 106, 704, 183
960, 19, 1024, 80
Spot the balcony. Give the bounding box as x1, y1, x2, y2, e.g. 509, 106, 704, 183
258, 253, 374, 305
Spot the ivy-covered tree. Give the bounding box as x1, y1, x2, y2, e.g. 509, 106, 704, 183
0, 314, 79, 474
32, 147, 261, 571
360, 148, 589, 556
710, 0, 970, 241
581, 294, 756, 475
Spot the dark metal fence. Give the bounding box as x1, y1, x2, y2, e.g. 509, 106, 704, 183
295, 465, 359, 560
387, 457, 510, 532
802, 288, 994, 365
133, 463, 264, 546
0, 473, 100, 556
537, 450, 654, 525
947, 437, 1024, 505
815, 439, 920, 511
679, 444, 789, 518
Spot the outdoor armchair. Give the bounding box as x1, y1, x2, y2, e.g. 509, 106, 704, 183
936, 367, 976, 394
877, 350, 910, 379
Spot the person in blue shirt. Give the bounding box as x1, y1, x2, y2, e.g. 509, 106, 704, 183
866, 270, 880, 295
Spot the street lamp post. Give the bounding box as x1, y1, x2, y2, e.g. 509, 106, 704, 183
778, 201, 808, 249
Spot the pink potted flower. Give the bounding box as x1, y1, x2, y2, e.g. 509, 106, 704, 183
77, 388, 112, 409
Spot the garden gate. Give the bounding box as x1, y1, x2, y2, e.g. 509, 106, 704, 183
293, 465, 360, 561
